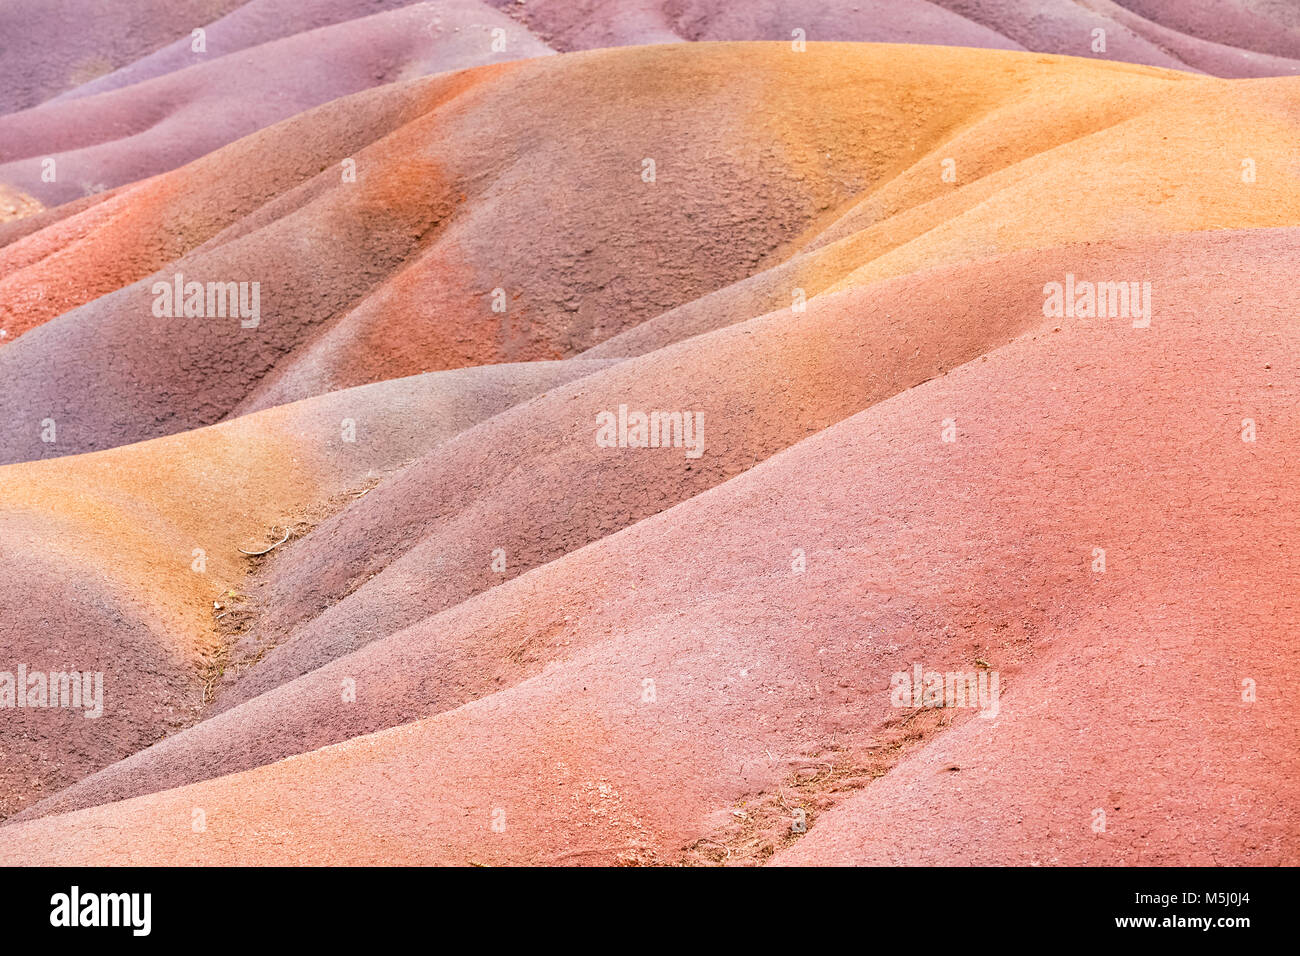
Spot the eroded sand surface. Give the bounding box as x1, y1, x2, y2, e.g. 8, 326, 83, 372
0, 6, 1296, 865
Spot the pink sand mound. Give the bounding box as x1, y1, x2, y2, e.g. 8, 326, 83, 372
3, 225, 1296, 863
0, 34, 1294, 867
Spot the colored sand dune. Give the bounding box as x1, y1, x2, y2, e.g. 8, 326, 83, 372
0, 4, 1295, 866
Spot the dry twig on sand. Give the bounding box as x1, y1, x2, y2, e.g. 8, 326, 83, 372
238, 529, 290, 556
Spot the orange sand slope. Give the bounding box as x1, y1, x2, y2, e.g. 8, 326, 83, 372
3, 225, 1297, 864
0, 41, 1296, 865
0, 359, 606, 818
3, 0, 1297, 210
2, 44, 1299, 465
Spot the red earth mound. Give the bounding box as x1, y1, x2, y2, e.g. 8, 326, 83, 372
12, 228, 1298, 857
3, 45, 1299, 467
0, 35, 1295, 867
4, 223, 1296, 862
2, 1, 1297, 234
0, 358, 604, 818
